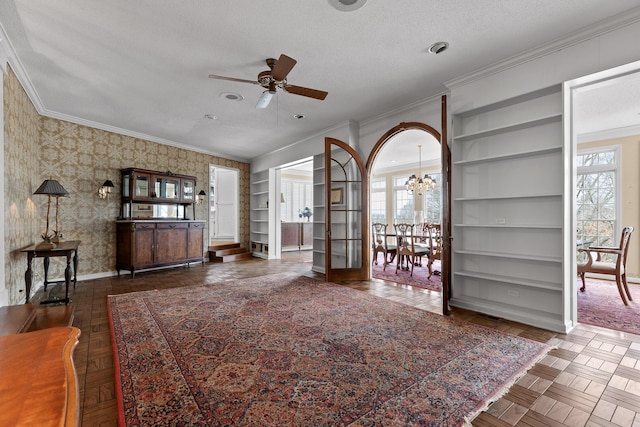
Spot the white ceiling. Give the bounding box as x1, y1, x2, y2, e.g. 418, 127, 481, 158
1, 0, 640, 162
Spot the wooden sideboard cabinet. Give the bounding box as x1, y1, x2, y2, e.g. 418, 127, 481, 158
281, 222, 313, 250
116, 220, 205, 276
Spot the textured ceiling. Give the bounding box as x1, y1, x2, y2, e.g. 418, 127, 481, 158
1, 0, 639, 162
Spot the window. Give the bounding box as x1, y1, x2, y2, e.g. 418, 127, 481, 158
393, 176, 414, 223
370, 178, 386, 224
421, 173, 442, 224
577, 147, 619, 258
281, 179, 313, 222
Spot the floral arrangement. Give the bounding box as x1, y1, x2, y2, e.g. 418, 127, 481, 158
298, 207, 312, 221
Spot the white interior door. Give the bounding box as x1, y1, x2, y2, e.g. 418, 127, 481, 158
210, 166, 239, 242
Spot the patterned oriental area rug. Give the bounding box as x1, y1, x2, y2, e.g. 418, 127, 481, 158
578, 278, 640, 335
108, 272, 549, 426
372, 259, 442, 292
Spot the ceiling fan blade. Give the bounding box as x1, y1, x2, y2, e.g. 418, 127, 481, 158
208, 74, 258, 85
271, 54, 297, 81
284, 85, 328, 100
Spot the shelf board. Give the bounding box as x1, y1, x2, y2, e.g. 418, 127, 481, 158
252, 252, 268, 259
251, 207, 268, 211
454, 270, 561, 291
453, 146, 561, 166
251, 240, 268, 245
453, 114, 561, 142
251, 231, 268, 235
454, 249, 561, 263
454, 193, 561, 201
251, 219, 268, 223
453, 223, 562, 229
252, 179, 268, 185
251, 190, 268, 196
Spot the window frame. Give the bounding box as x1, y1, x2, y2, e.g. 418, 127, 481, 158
576, 145, 621, 248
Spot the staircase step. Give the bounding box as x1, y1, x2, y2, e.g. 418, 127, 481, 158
208, 242, 253, 263
219, 252, 254, 262
208, 243, 240, 252
212, 247, 247, 256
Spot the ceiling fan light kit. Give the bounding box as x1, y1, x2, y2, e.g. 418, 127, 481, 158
329, 0, 367, 12
209, 54, 328, 109
256, 90, 275, 109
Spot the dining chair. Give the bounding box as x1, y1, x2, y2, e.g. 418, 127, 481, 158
577, 226, 634, 305
421, 223, 442, 275
372, 223, 396, 271
393, 223, 430, 277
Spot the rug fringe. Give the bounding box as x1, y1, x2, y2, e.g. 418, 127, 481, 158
462, 344, 553, 426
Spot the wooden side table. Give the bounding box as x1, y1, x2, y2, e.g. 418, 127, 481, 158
0, 326, 81, 426
21, 240, 80, 304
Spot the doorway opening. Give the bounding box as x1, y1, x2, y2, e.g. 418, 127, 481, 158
275, 158, 314, 264
368, 128, 443, 289
208, 165, 240, 244
568, 60, 640, 332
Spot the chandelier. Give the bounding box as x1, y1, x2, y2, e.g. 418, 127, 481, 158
405, 144, 436, 195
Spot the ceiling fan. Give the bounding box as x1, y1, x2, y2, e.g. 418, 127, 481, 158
209, 54, 328, 109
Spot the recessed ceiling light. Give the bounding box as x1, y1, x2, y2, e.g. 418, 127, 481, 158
219, 92, 244, 101
328, 0, 367, 12
204, 114, 217, 120
427, 41, 449, 55
293, 114, 305, 120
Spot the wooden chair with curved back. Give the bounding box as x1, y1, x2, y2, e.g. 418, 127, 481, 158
421, 222, 442, 277
394, 223, 430, 277
577, 226, 634, 305
372, 223, 396, 271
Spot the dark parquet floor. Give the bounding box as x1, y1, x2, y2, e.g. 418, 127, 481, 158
34, 251, 640, 426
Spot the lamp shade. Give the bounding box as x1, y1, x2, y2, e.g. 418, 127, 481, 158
198, 190, 206, 196
34, 179, 69, 196
102, 180, 115, 188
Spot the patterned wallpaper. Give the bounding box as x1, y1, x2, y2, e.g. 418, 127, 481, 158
4, 66, 250, 304
4, 67, 40, 304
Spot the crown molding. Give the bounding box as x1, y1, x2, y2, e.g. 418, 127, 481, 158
0, 22, 248, 163
445, 7, 640, 90
360, 91, 448, 127
577, 124, 640, 144
40, 108, 248, 162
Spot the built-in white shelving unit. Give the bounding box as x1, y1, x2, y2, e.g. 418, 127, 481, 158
250, 172, 271, 258
450, 85, 567, 332
312, 153, 326, 274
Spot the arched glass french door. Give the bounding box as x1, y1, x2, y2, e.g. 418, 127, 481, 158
325, 137, 369, 281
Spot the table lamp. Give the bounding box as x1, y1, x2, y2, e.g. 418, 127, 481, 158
34, 178, 69, 249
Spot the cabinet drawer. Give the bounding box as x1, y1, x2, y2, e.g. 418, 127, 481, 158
135, 223, 156, 230
189, 222, 205, 230
156, 222, 188, 229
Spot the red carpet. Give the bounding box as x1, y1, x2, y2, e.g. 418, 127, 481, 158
372, 258, 442, 292
578, 278, 640, 335
109, 272, 548, 426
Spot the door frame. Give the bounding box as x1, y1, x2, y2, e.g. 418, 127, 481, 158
364, 97, 451, 314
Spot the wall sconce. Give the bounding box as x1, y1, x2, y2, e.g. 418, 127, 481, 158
98, 180, 114, 200
196, 190, 207, 205
33, 178, 69, 248
280, 193, 285, 203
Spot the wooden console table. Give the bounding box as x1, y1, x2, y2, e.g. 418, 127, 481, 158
21, 240, 80, 304
0, 326, 80, 426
